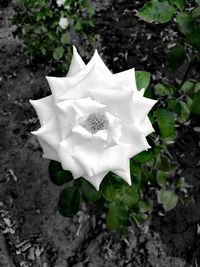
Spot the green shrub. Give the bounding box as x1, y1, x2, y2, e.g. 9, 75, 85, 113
12, 0, 97, 75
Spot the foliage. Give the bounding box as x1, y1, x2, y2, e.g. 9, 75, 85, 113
23, 0, 199, 231
137, 0, 200, 120
137, 0, 200, 62
48, 69, 195, 231
12, 0, 97, 75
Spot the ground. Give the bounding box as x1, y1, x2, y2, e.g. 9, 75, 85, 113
0, 1, 200, 267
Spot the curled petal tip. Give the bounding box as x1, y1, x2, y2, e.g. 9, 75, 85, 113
30, 131, 36, 135
94, 49, 99, 57
127, 180, 132, 186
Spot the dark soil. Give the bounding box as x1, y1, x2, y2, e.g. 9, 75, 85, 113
0, 1, 200, 267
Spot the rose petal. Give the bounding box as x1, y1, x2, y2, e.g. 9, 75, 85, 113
60, 65, 117, 101
72, 142, 131, 177
29, 96, 55, 125
91, 88, 157, 123
56, 97, 106, 140
132, 91, 157, 122
120, 122, 151, 157
114, 68, 137, 91
113, 160, 131, 185
72, 125, 92, 138
92, 130, 108, 144
105, 111, 122, 145
67, 46, 85, 77
31, 118, 60, 161
46, 50, 114, 103
141, 116, 155, 136
90, 89, 135, 121
58, 135, 87, 178
89, 50, 113, 77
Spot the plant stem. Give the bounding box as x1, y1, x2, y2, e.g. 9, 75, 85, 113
179, 58, 196, 89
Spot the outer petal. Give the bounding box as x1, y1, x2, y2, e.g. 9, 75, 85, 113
141, 116, 155, 136
46, 76, 74, 103
113, 160, 131, 185
90, 89, 135, 121
84, 171, 109, 191
29, 95, 54, 125
120, 122, 151, 158
114, 68, 137, 91
72, 142, 131, 177
46, 50, 114, 103
60, 65, 118, 101
106, 111, 122, 145
66, 46, 85, 77
89, 50, 113, 77
132, 91, 157, 122
58, 133, 88, 178
31, 118, 60, 161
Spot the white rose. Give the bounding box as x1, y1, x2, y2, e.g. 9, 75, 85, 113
58, 17, 69, 29
56, 0, 65, 7
30, 46, 157, 190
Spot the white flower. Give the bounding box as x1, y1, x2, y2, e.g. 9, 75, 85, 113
30, 46, 157, 190
56, 0, 65, 7
58, 17, 69, 29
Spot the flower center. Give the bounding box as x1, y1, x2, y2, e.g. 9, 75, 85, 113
82, 112, 108, 134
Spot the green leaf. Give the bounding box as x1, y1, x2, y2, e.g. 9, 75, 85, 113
134, 146, 161, 164
195, 0, 200, 6
178, 101, 190, 122
168, 45, 185, 69
130, 160, 141, 174
173, 177, 185, 191
185, 96, 193, 110
170, 0, 185, 11
192, 7, 200, 17
176, 12, 196, 35
156, 108, 175, 142
120, 186, 139, 207
194, 82, 200, 93
81, 180, 101, 202
180, 80, 194, 93
133, 150, 154, 163
186, 28, 200, 50
100, 174, 125, 202
106, 203, 128, 229
74, 21, 83, 31
137, 0, 175, 23
48, 31, 57, 41
156, 170, 168, 187
60, 33, 70, 45
58, 187, 81, 217
49, 160, 73, 186
53, 46, 64, 60
156, 155, 171, 172
167, 99, 181, 113
135, 71, 151, 91
191, 90, 200, 115
157, 189, 178, 211
155, 83, 174, 96
144, 86, 154, 98
138, 200, 152, 213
